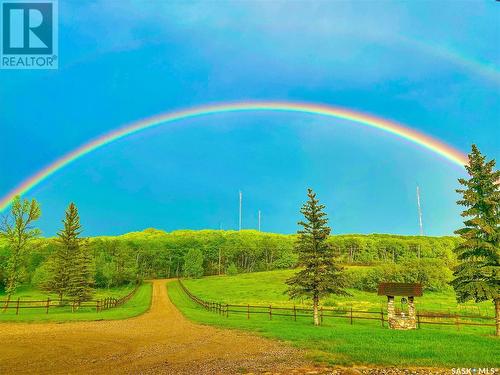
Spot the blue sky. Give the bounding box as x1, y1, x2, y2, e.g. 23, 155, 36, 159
0, 1, 499, 236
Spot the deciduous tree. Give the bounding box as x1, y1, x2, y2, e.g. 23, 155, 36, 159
0, 196, 41, 300
183, 248, 204, 278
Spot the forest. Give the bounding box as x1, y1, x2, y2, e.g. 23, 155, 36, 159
0, 228, 460, 293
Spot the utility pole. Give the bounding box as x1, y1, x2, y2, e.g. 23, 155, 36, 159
416, 185, 424, 236
258, 210, 261, 232
239, 190, 242, 231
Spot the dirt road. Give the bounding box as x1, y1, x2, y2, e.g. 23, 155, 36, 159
0, 280, 312, 374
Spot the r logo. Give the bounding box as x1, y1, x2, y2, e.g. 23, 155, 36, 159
2, 2, 53, 54
1, 0, 57, 69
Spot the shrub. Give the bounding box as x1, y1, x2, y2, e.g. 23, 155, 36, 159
226, 263, 238, 276
352, 259, 452, 292
272, 251, 297, 269
31, 262, 52, 289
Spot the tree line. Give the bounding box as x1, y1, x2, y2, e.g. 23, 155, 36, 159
0, 225, 460, 296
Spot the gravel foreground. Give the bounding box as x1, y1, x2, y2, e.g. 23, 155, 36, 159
0, 280, 449, 375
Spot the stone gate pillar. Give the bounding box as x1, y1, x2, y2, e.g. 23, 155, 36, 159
387, 296, 395, 321
408, 296, 415, 319
407, 296, 417, 329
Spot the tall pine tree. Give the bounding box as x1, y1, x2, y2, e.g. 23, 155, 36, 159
46, 237, 71, 302
451, 145, 500, 336
51, 203, 94, 302
286, 189, 350, 326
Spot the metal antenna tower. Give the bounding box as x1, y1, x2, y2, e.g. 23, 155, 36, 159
416, 185, 424, 236
239, 191, 242, 231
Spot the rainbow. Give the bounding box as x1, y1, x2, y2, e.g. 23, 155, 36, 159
0, 101, 468, 211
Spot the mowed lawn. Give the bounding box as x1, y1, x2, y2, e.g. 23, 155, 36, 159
169, 270, 499, 368
0, 282, 152, 322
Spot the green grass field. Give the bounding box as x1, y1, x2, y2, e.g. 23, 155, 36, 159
183, 269, 494, 316
0, 283, 138, 300
0, 282, 152, 322
169, 271, 499, 368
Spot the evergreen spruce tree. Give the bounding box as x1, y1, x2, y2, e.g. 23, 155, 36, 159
286, 189, 350, 326
53, 203, 93, 302
451, 145, 500, 336
69, 239, 94, 301
46, 239, 71, 302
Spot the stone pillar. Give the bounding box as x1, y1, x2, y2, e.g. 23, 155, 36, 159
408, 296, 415, 320
387, 296, 395, 320
407, 296, 417, 329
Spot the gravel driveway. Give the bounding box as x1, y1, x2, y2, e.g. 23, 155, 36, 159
0, 280, 310, 374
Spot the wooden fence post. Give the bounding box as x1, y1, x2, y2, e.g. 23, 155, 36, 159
417, 313, 420, 329
320, 307, 323, 325
381, 308, 384, 327
269, 305, 272, 320
455, 313, 460, 330
96, 300, 99, 313
46, 298, 50, 314
2, 295, 10, 312
350, 307, 353, 325
247, 304, 250, 319
293, 305, 297, 321
226, 304, 229, 318
16, 297, 20, 315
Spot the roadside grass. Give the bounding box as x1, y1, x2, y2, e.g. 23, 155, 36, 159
168, 272, 499, 368
0, 282, 152, 322
0, 283, 137, 300
183, 269, 494, 316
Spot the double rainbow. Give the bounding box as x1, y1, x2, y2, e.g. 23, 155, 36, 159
0, 101, 468, 211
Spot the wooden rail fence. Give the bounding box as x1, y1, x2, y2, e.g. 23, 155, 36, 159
0, 283, 140, 315
178, 280, 496, 330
